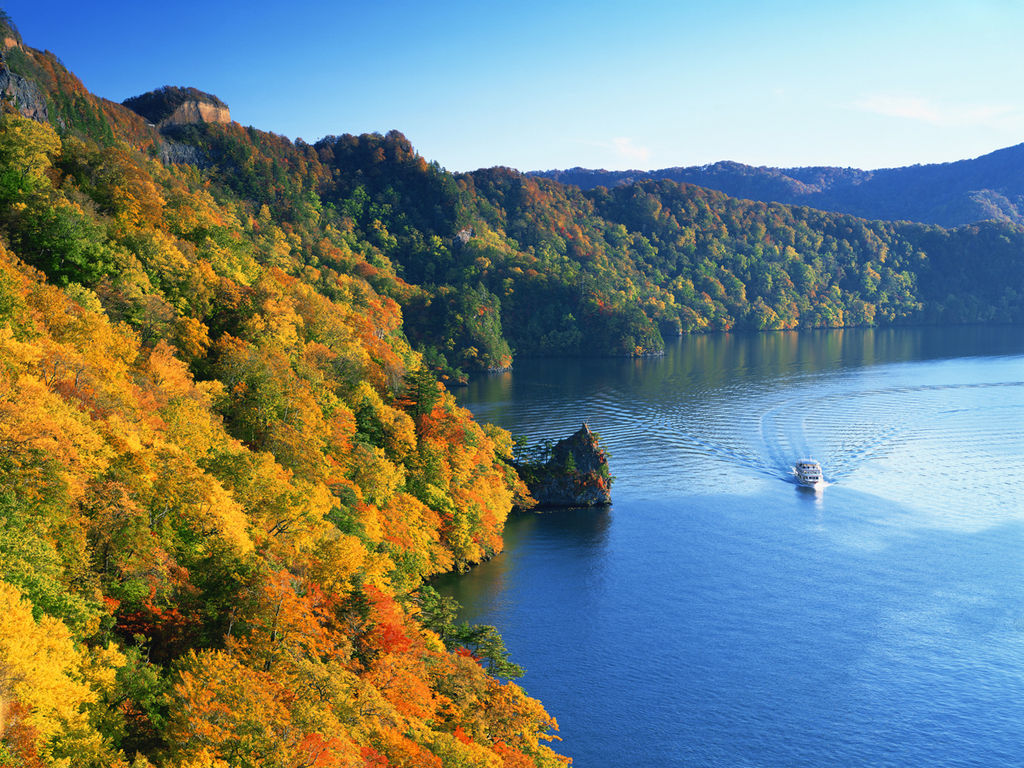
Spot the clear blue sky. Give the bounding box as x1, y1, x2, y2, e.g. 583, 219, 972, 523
7, 0, 1024, 172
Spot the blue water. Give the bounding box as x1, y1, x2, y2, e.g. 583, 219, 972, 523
438, 327, 1024, 767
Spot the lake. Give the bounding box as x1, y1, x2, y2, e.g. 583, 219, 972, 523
437, 327, 1024, 768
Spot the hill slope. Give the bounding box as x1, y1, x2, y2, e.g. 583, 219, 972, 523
0, 9, 1022, 764
104, 94, 1023, 380
0, 14, 567, 768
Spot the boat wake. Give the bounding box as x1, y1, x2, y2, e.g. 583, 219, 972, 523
463, 357, 1023, 518
655, 378, 1024, 506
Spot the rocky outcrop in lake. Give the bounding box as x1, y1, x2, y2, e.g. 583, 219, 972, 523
516, 424, 613, 508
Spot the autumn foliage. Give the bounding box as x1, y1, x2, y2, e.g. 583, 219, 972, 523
0, 20, 566, 767
11, 4, 1021, 761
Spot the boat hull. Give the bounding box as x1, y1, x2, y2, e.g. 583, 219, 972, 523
793, 460, 824, 488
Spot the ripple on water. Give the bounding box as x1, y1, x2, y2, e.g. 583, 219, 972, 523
467, 354, 1024, 524
452, 331, 1024, 768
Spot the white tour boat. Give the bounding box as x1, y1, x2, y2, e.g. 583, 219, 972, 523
793, 459, 824, 488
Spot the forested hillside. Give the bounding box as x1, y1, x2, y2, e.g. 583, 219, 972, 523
0, 7, 1022, 766
332, 144, 1024, 366
159, 124, 1024, 378
0, 15, 565, 768
532, 142, 1024, 228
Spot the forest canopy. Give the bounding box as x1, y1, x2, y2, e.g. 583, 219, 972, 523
0, 26, 564, 768
168, 123, 1022, 378
0, 8, 1021, 766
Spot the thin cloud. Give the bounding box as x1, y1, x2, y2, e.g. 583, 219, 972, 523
611, 136, 651, 164
576, 136, 653, 168
853, 94, 1016, 127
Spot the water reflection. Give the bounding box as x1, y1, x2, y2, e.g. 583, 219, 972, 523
434, 507, 612, 620
508, 506, 612, 550
464, 327, 1024, 409
446, 327, 1024, 768
796, 483, 825, 509
460, 327, 1024, 527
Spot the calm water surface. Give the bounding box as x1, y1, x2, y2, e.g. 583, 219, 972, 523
438, 327, 1024, 768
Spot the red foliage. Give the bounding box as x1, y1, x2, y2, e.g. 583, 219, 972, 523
354, 261, 380, 279
0, 701, 46, 768
295, 733, 351, 768
361, 585, 413, 656
360, 745, 391, 768
493, 740, 541, 768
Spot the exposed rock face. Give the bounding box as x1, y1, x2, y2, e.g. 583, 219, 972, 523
158, 139, 206, 167
517, 424, 613, 508
122, 86, 230, 130
0, 56, 48, 122
158, 100, 230, 128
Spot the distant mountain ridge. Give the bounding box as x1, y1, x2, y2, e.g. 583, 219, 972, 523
530, 143, 1024, 228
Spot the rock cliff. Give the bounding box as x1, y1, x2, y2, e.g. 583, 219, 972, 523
0, 54, 48, 122
158, 99, 230, 128
122, 85, 230, 130
516, 424, 613, 508
158, 139, 206, 167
